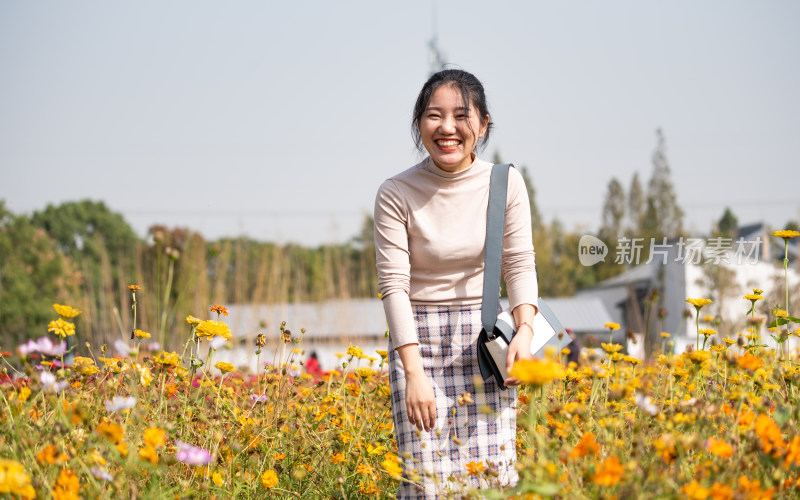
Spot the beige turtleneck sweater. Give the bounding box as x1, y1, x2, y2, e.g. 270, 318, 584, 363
374, 156, 538, 348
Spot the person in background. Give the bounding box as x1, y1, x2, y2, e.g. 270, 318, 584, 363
305, 351, 324, 379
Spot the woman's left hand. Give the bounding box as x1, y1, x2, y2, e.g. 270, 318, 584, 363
503, 323, 534, 387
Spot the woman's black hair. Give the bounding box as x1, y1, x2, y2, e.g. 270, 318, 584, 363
411, 69, 493, 153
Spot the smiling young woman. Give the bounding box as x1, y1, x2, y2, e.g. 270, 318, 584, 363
374, 69, 539, 498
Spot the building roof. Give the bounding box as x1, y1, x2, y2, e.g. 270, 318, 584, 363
536, 296, 615, 334
226, 299, 386, 339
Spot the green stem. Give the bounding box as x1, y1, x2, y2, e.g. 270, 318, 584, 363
159, 258, 175, 348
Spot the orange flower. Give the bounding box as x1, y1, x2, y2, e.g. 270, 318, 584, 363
331, 453, 346, 464
682, 480, 710, 500
709, 483, 734, 500
36, 444, 69, 465
127, 285, 141, 291
272, 453, 285, 461
591, 456, 625, 486
52, 468, 80, 500
356, 463, 375, 475
738, 476, 774, 498
569, 432, 600, 459
95, 419, 124, 444
783, 436, 800, 469
754, 414, 785, 456
737, 353, 763, 371
260, 469, 278, 488
210, 305, 229, 317
707, 437, 734, 459
465, 461, 485, 476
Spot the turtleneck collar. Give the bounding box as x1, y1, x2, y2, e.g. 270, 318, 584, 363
422, 155, 489, 179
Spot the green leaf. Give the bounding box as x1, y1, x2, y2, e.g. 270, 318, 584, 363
774, 406, 792, 426
787, 316, 800, 323
519, 482, 561, 497
768, 318, 788, 328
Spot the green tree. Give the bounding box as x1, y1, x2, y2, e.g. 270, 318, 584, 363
31, 200, 139, 341
717, 208, 738, 237
0, 202, 80, 345
597, 178, 627, 281
644, 128, 684, 238
627, 172, 645, 236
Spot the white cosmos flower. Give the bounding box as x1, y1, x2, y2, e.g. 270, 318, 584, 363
105, 396, 137, 412
209, 336, 227, 350
39, 370, 68, 393
114, 339, 133, 356
635, 393, 659, 416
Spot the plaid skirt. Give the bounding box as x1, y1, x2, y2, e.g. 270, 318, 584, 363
388, 304, 518, 499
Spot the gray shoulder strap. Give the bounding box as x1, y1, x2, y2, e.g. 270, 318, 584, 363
481, 163, 512, 334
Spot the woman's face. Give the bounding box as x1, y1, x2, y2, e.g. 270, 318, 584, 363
419, 85, 489, 173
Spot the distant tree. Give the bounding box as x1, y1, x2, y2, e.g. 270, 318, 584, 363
784, 221, 800, 232
627, 172, 645, 236
717, 208, 739, 237
32, 200, 139, 340
0, 202, 80, 344
601, 178, 626, 238
644, 128, 684, 237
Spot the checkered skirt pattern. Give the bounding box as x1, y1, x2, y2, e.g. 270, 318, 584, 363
388, 304, 518, 499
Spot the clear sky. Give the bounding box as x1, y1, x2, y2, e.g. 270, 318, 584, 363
1, 1, 798, 246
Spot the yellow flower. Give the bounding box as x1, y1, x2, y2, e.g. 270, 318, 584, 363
699, 328, 716, 338
260, 469, 279, 488
601, 343, 623, 354
376, 349, 388, 359
331, 452, 346, 464
48, 318, 76, 337
686, 298, 713, 309
346, 345, 364, 358
143, 427, 166, 449
134, 329, 151, 339
684, 350, 711, 365
53, 303, 81, 319
212, 472, 224, 486
355, 367, 375, 380
185, 315, 203, 326
752, 288, 764, 295
153, 351, 180, 366
509, 358, 565, 387
72, 356, 99, 375
195, 320, 232, 340
382, 457, 403, 479
774, 230, 800, 240
138, 445, 158, 464
96, 419, 124, 444
136, 363, 153, 387
722, 337, 736, 345
465, 461, 485, 476
591, 456, 625, 486
660, 332, 671, 338
772, 309, 788, 319
743, 293, 763, 302
604, 322, 620, 331
215, 361, 235, 373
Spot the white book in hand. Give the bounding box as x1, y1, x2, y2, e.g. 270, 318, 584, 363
530, 299, 570, 357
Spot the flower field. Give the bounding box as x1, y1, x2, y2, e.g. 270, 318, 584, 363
2, 231, 800, 499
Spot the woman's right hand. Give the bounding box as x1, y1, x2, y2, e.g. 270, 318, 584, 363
396, 343, 436, 432
405, 370, 436, 432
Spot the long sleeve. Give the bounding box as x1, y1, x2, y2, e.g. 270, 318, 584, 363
374, 179, 418, 347
502, 168, 539, 312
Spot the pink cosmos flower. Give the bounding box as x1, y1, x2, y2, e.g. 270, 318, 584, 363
19, 337, 67, 357
175, 441, 214, 466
